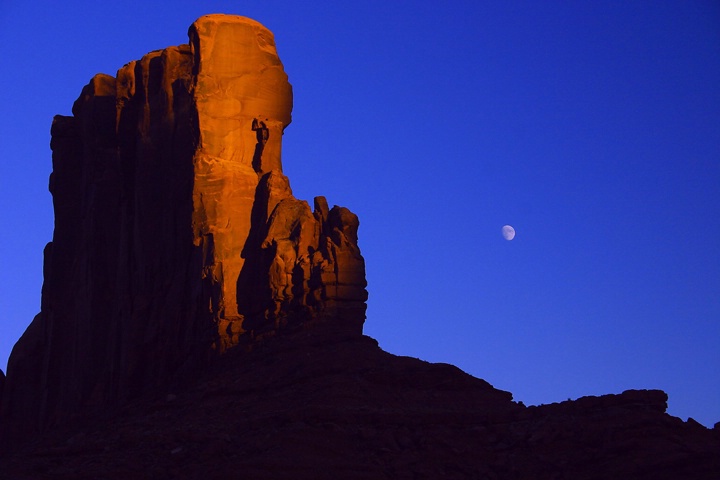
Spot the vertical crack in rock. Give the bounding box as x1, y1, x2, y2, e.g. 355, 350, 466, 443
0, 14, 367, 442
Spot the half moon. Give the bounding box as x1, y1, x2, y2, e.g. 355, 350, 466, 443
502, 225, 515, 241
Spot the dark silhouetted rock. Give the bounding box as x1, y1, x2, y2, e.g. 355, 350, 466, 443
0, 330, 718, 479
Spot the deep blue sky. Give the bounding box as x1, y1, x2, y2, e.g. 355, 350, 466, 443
1, 1, 718, 427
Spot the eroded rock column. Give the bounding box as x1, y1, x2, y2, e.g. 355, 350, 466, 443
188, 15, 293, 340
0, 15, 366, 444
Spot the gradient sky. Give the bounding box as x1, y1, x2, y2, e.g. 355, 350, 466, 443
1, 1, 718, 427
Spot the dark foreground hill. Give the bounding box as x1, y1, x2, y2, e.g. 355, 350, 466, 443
1, 327, 718, 479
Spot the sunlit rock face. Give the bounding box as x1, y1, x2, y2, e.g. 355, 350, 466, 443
0, 14, 366, 442
188, 15, 293, 330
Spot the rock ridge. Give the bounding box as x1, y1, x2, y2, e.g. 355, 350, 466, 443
1, 329, 718, 479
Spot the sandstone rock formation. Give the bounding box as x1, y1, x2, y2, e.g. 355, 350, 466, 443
0, 14, 366, 442
1, 15, 719, 480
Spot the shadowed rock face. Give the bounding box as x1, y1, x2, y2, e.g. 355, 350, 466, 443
0, 14, 366, 442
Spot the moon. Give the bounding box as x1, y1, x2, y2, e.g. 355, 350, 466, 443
502, 225, 515, 241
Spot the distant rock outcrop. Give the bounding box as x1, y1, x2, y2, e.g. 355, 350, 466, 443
0, 14, 366, 442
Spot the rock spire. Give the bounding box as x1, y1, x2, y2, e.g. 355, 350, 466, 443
0, 14, 366, 442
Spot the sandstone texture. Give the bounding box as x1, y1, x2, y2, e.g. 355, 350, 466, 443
0, 14, 366, 442
0, 330, 718, 479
